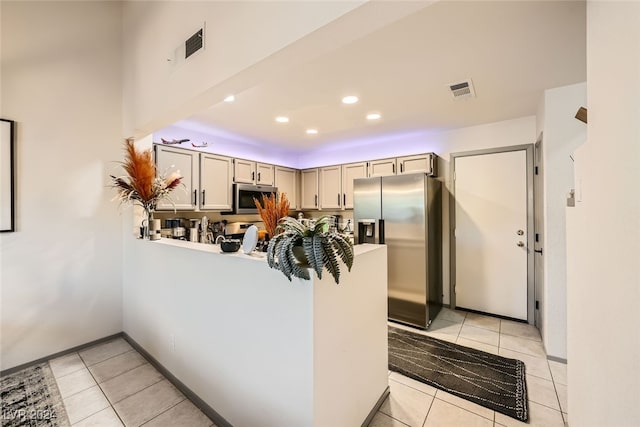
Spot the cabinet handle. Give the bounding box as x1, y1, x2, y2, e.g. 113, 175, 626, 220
252, 171, 255, 181
258, 172, 261, 182
193, 190, 197, 206
315, 195, 318, 207
343, 193, 346, 206
202, 190, 205, 205
392, 163, 395, 174
338, 193, 341, 206
400, 163, 404, 173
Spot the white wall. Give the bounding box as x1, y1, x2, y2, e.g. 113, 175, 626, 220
538, 82, 586, 360
123, 239, 388, 426
567, 2, 640, 425
0, 1, 123, 370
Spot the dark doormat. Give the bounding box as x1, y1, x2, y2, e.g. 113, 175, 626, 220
388, 326, 528, 422
1, 363, 70, 426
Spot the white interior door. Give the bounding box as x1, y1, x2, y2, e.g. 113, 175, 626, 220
454, 150, 528, 320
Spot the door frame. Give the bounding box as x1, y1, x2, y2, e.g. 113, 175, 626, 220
533, 134, 544, 329
449, 144, 535, 324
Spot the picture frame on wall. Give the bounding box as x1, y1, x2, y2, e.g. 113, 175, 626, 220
1, 118, 15, 232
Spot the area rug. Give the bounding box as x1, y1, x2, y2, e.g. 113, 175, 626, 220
0, 363, 70, 427
388, 326, 528, 422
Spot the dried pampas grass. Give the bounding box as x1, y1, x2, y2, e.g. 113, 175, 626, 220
255, 193, 290, 238
110, 138, 182, 210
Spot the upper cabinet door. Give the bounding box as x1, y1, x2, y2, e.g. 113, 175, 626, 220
234, 159, 256, 184
319, 165, 342, 210
256, 163, 274, 186
200, 154, 233, 210
301, 168, 319, 210
398, 153, 435, 176
274, 166, 298, 211
341, 162, 368, 209
155, 145, 198, 210
368, 158, 397, 177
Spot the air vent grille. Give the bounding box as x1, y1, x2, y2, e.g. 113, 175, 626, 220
185, 29, 203, 59
448, 79, 476, 99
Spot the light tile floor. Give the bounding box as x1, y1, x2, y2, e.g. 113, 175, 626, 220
380, 308, 568, 427
47, 310, 567, 427
48, 338, 215, 426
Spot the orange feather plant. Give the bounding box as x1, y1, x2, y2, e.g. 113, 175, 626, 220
254, 192, 290, 238
110, 138, 183, 212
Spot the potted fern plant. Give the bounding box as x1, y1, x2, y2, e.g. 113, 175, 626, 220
266, 215, 354, 284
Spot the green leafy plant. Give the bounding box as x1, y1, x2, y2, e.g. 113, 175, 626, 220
266, 215, 354, 284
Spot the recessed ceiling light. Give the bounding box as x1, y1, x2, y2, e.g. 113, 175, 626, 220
366, 113, 381, 120
275, 116, 289, 123
224, 95, 235, 103
342, 95, 359, 104
306, 129, 318, 135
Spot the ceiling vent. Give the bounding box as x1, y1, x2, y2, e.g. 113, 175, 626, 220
448, 79, 476, 99
185, 28, 204, 59
168, 23, 205, 70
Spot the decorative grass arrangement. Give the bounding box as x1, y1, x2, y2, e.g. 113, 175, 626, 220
254, 192, 290, 238
266, 215, 354, 284
110, 139, 182, 212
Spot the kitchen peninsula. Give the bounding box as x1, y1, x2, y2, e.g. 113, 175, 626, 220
123, 237, 389, 427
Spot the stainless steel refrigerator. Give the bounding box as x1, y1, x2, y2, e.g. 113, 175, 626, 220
354, 173, 442, 329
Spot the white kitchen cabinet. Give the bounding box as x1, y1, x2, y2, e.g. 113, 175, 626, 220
274, 166, 299, 211
200, 154, 233, 210
341, 162, 368, 209
301, 168, 319, 210
368, 157, 397, 177
319, 165, 342, 210
397, 153, 435, 176
256, 163, 274, 186
155, 145, 198, 210
234, 159, 275, 185
233, 159, 256, 184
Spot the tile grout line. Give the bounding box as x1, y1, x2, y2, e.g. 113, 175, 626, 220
50, 353, 85, 380
138, 396, 187, 426
420, 392, 436, 427
547, 359, 566, 418
80, 344, 145, 427
82, 348, 136, 370
65, 354, 123, 426
108, 376, 168, 406
431, 394, 496, 423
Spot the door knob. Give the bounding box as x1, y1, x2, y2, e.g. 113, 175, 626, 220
517, 241, 525, 247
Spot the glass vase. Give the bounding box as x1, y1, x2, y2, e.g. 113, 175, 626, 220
141, 207, 152, 240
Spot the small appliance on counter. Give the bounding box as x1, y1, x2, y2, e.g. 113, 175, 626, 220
163, 218, 187, 240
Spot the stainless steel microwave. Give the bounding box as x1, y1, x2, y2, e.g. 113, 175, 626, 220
233, 184, 278, 214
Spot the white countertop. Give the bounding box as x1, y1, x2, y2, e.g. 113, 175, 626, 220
150, 238, 381, 261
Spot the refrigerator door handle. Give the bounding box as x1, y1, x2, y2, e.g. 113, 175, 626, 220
378, 219, 385, 244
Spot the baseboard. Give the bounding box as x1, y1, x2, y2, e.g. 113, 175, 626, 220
361, 386, 390, 427
547, 355, 567, 364
0, 332, 123, 377
122, 332, 232, 427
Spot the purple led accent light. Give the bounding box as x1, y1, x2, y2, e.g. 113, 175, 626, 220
154, 122, 299, 168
